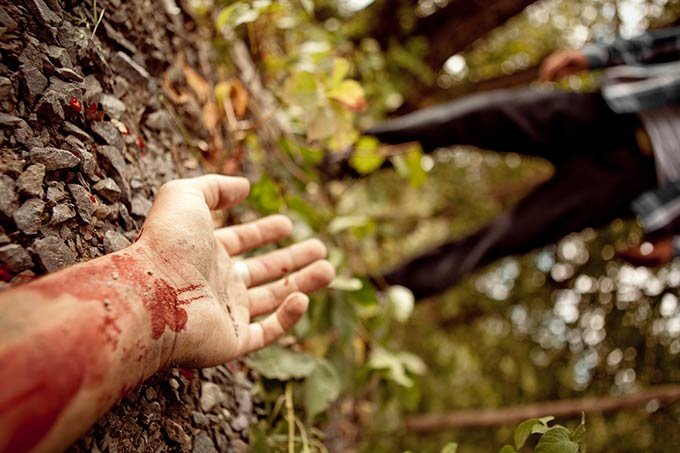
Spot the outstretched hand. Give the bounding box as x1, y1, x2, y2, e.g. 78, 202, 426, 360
539, 49, 589, 82
139, 175, 335, 367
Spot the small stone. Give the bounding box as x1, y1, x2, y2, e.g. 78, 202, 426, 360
13, 199, 45, 235
0, 77, 13, 100
30, 147, 80, 171
0, 150, 25, 176
93, 204, 111, 220
68, 184, 98, 224
101, 94, 126, 119
145, 110, 172, 131
191, 411, 209, 427
36, 90, 65, 123
83, 75, 103, 104
118, 203, 136, 230
46, 181, 68, 204
62, 122, 92, 142
229, 439, 248, 453
230, 414, 249, 432
33, 236, 76, 272
0, 7, 18, 31
48, 77, 84, 100
21, 64, 48, 105
144, 387, 157, 400
91, 121, 125, 151
26, 0, 61, 25
97, 145, 130, 199
130, 195, 152, 217
55, 67, 83, 82
46, 46, 72, 68
162, 419, 191, 451
0, 113, 25, 127
141, 401, 162, 425
192, 434, 217, 453
51, 204, 76, 224
200, 382, 226, 412
0, 176, 19, 217
103, 230, 131, 253
17, 163, 46, 197
111, 52, 151, 86
93, 178, 121, 202
0, 244, 34, 273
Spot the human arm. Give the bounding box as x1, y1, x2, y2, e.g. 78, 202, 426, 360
540, 26, 680, 81
0, 175, 335, 453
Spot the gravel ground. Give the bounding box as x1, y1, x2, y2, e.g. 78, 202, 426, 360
1, 1, 255, 451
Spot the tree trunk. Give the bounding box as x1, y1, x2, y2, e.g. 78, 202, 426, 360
413, 0, 540, 70
1, 1, 253, 451
404, 385, 680, 432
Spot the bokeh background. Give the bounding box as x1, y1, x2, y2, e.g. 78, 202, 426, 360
196, 0, 680, 451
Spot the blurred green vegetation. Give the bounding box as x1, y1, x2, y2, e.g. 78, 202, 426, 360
189, 0, 680, 451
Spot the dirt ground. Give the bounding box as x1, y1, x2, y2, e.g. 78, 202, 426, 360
0, 1, 255, 451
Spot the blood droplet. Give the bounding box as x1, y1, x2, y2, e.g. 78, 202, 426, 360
69, 97, 82, 113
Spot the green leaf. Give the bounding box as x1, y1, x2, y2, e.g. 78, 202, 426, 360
328, 80, 367, 111
302, 359, 341, 419
246, 345, 317, 380
347, 278, 379, 307
397, 352, 427, 375
329, 276, 363, 291
349, 136, 385, 175
387, 285, 415, 322
328, 215, 370, 234
329, 57, 351, 87
532, 424, 550, 435
572, 413, 586, 452
306, 105, 338, 141
514, 418, 540, 450
281, 71, 319, 110
534, 426, 579, 453
392, 146, 427, 188
248, 174, 284, 214
216, 3, 259, 29
298, 0, 314, 15
440, 442, 458, 453
539, 416, 556, 425
500, 446, 518, 453
368, 348, 413, 387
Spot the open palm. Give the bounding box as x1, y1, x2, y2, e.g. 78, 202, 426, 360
139, 175, 335, 367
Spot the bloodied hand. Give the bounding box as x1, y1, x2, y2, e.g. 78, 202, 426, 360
0, 175, 335, 453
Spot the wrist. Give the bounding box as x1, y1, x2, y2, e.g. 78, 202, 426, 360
119, 241, 211, 368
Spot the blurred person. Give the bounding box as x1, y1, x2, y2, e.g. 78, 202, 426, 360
360, 26, 680, 299
0, 175, 335, 453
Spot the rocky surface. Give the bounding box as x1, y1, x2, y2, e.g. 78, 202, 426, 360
0, 1, 254, 451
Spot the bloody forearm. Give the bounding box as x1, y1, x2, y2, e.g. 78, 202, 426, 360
0, 243, 200, 452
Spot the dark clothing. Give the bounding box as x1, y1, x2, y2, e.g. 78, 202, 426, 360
368, 89, 657, 299
583, 26, 680, 234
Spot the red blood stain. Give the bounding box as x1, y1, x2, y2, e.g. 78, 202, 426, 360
0, 253, 207, 451
69, 97, 82, 113
136, 135, 145, 149
28, 253, 205, 341
0, 319, 107, 453
147, 281, 202, 340
281, 267, 289, 273
0, 263, 13, 282
180, 368, 193, 380
101, 315, 122, 350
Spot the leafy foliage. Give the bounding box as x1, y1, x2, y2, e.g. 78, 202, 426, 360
185, 0, 680, 451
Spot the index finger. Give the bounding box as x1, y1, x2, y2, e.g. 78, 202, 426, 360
187, 174, 251, 210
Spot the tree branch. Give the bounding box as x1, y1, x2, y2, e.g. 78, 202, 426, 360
404, 385, 680, 432
413, 0, 540, 69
